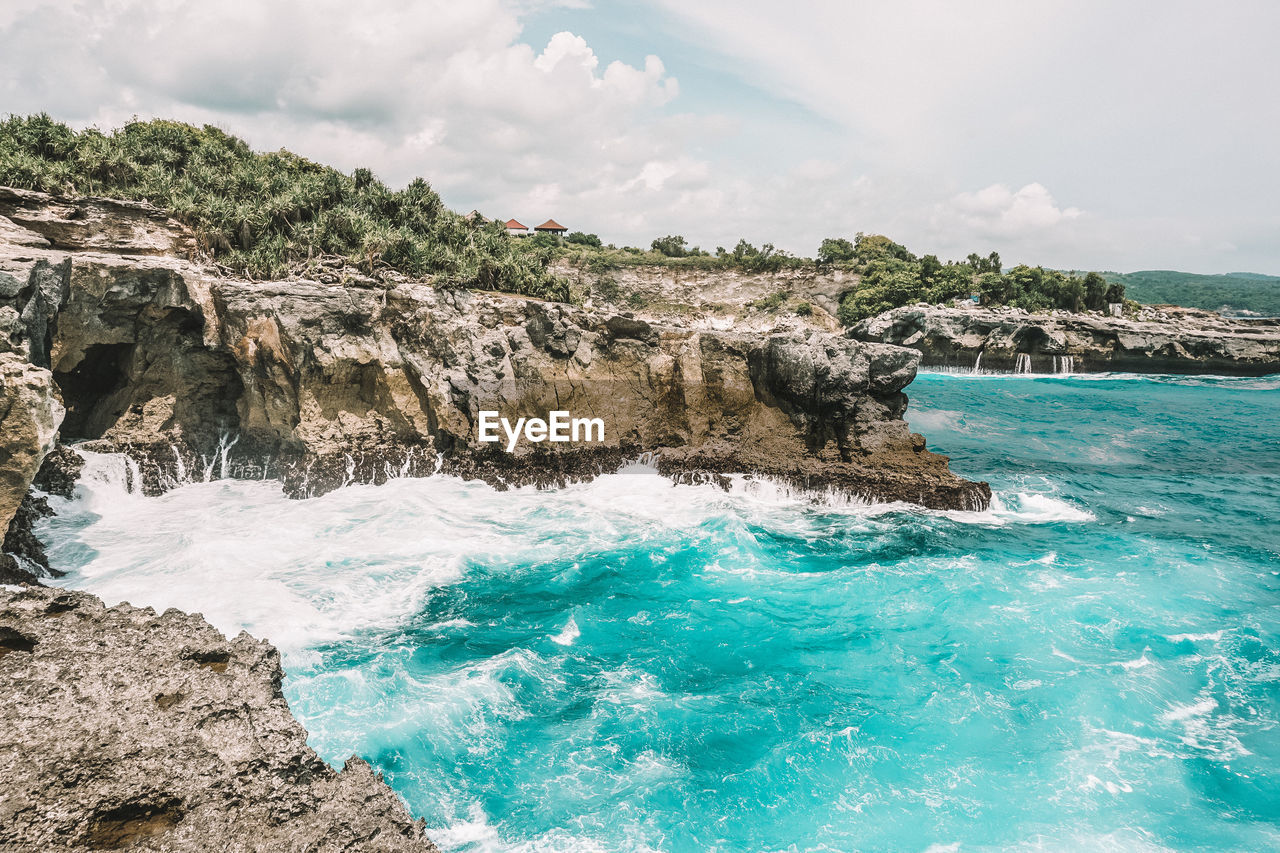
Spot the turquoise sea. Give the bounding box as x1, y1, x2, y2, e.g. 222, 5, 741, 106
43, 373, 1280, 851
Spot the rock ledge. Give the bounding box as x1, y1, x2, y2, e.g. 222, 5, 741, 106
0, 585, 438, 852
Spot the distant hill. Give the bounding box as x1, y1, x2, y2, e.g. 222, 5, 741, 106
1102, 270, 1280, 317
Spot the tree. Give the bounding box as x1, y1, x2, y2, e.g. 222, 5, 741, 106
918, 254, 943, 287
1083, 271, 1108, 311
966, 251, 1002, 274
650, 235, 688, 257
926, 265, 974, 304
817, 237, 856, 265
566, 231, 602, 248
978, 271, 1016, 305
853, 233, 915, 265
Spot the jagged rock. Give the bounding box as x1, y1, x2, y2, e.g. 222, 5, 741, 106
0, 354, 63, 539
1, 494, 57, 582
31, 444, 84, 499
0, 585, 438, 852
0, 186, 194, 256
0, 187, 988, 509
851, 305, 1280, 375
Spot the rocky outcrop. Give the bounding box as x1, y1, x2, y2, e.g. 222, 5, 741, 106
0, 355, 63, 581
0, 356, 62, 526
0, 585, 437, 852
555, 260, 853, 333
0, 188, 986, 522
851, 305, 1280, 375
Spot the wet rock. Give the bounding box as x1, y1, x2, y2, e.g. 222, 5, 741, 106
31, 444, 84, 499
0, 585, 439, 852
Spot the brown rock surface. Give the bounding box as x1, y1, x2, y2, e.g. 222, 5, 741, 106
0, 585, 438, 852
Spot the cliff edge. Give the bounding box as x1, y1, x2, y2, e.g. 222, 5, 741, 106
0, 186, 987, 538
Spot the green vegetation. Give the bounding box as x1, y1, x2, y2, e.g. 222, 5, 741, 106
750, 290, 788, 312
2, 114, 1165, 321
558, 230, 1120, 325
831, 234, 1123, 325
565, 231, 602, 248
1100, 270, 1280, 316
0, 113, 567, 299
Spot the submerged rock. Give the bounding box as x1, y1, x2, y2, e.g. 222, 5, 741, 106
0, 585, 438, 852
851, 305, 1280, 375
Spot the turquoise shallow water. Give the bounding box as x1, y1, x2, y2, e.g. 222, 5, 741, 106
45, 373, 1280, 851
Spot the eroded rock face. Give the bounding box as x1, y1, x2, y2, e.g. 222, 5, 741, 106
0, 355, 63, 541
0, 186, 195, 257
554, 260, 853, 333
0, 187, 987, 511
0, 585, 438, 852
851, 305, 1280, 375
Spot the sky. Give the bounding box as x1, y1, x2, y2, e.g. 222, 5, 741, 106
1, 0, 1278, 273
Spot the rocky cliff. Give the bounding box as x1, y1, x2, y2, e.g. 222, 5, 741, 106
0, 585, 437, 852
0, 186, 986, 543
553, 259, 852, 333
851, 304, 1280, 375
0, 186, 989, 850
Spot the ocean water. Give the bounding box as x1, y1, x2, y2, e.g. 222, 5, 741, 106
39, 373, 1280, 852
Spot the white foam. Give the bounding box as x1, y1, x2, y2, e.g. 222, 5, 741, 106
1160, 697, 1217, 723
992, 493, 1095, 524
550, 616, 580, 647
42, 451, 1092, 665
1165, 631, 1224, 643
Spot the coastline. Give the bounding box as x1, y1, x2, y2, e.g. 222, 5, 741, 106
1, 186, 1278, 850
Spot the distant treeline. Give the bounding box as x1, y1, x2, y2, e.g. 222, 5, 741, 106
560, 231, 1122, 323
1100, 270, 1280, 317
815, 235, 1123, 324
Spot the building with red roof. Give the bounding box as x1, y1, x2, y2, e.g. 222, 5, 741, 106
534, 219, 567, 234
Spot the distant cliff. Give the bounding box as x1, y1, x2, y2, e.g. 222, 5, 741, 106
850, 304, 1280, 376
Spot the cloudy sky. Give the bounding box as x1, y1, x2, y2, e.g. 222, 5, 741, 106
2, 0, 1277, 272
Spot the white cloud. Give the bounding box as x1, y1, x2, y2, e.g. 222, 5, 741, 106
940, 183, 1082, 238
1, 0, 1277, 272
0, 0, 691, 236
647, 0, 1280, 271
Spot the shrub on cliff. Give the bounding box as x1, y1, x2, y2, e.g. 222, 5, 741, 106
830, 231, 1121, 323
0, 113, 568, 301
650, 235, 690, 257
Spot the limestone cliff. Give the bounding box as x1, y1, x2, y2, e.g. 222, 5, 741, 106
851, 304, 1280, 375
0, 585, 437, 852
553, 259, 853, 333
0, 187, 987, 530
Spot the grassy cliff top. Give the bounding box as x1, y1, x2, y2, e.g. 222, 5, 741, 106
0, 114, 1142, 322
0, 114, 567, 300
